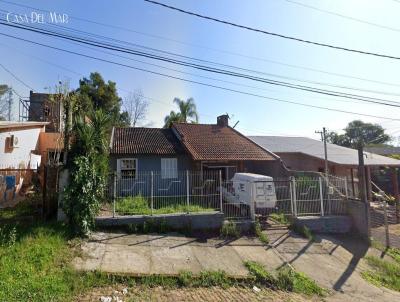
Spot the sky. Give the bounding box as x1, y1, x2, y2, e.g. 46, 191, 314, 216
1, 0, 400, 142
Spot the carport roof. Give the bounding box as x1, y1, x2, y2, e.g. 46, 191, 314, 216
249, 136, 400, 167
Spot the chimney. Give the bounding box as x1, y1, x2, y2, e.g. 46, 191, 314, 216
217, 114, 229, 127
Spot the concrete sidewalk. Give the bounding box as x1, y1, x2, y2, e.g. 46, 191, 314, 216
264, 227, 400, 302
73, 232, 282, 277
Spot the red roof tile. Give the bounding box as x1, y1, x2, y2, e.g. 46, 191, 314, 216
172, 123, 276, 161
111, 127, 184, 155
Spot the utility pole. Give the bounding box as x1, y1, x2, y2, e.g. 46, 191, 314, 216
315, 127, 329, 176
357, 134, 371, 238
316, 127, 330, 214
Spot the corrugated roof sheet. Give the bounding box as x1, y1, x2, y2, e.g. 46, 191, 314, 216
111, 127, 184, 155
173, 123, 277, 161
249, 136, 400, 166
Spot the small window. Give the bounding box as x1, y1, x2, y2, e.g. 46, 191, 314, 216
118, 158, 137, 179
161, 158, 178, 179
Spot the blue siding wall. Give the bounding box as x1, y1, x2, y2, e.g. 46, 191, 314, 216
110, 154, 192, 172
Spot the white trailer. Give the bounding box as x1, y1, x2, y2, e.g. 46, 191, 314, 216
223, 173, 277, 208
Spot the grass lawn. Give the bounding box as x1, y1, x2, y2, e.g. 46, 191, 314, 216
362, 247, 400, 292
115, 195, 216, 215
0, 223, 115, 301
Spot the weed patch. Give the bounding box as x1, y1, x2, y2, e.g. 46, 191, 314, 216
220, 220, 240, 238
245, 261, 325, 296
254, 220, 269, 244
269, 213, 290, 225
289, 223, 315, 241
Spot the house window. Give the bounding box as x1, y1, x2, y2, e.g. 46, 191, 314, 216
161, 158, 178, 179
118, 158, 137, 179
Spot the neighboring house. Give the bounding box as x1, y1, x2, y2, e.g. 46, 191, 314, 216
364, 146, 400, 157
0, 121, 64, 200
110, 115, 280, 180
249, 136, 400, 198
29, 91, 64, 133
0, 121, 48, 169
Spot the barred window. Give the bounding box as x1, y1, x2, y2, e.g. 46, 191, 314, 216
118, 158, 137, 179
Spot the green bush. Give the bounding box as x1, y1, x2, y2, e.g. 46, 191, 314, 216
63, 156, 106, 236
220, 221, 240, 238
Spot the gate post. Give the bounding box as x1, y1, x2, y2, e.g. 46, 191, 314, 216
319, 177, 325, 216
151, 171, 154, 216
383, 199, 391, 248
344, 176, 349, 199
292, 177, 298, 217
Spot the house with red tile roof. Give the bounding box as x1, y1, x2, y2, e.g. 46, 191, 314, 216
109, 115, 281, 182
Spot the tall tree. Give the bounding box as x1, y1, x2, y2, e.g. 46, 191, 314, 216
123, 89, 149, 127
326, 120, 391, 148
76, 72, 127, 125
164, 97, 199, 127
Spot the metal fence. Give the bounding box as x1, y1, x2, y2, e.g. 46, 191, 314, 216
370, 201, 400, 249
103, 171, 349, 220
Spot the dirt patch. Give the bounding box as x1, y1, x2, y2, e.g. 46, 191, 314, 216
77, 285, 318, 302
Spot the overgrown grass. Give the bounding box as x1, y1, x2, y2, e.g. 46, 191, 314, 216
362, 256, 400, 291
289, 223, 315, 241
269, 213, 290, 225
245, 261, 326, 296
254, 220, 269, 244
0, 194, 41, 220
116, 195, 215, 215
220, 220, 240, 238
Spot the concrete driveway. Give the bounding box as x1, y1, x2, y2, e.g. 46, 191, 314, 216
73, 232, 283, 277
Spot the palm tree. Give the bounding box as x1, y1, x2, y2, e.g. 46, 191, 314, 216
164, 97, 199, 127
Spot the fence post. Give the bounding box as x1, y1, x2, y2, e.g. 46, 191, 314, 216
112, 172, 116, 218
344, 176, 349, 199
383, 199, 391, 248
319, 177, 325, 217
219, 170, 223, 213
186, 170, 190, 214
292, 177, 298, 217
289, 179, 294, 216
151, 171, 154, 216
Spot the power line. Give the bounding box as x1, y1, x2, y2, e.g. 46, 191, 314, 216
143, 0, 400, 61
0, 62, 34, 90
3, 1, 400, 88
2, 31, 400, 122
2, 20, 400, 108
283, 0, 400, 33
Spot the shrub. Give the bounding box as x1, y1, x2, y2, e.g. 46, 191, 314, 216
220, 221, 240, 238
63, 156, 106, 236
